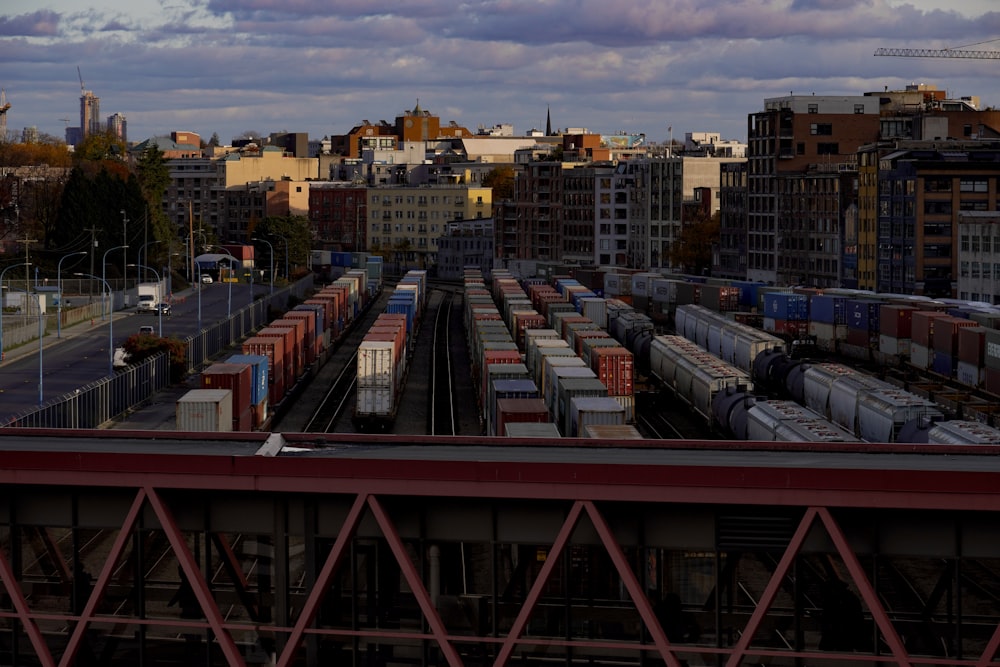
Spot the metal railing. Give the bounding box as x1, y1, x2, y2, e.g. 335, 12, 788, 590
4, 275, 315, 429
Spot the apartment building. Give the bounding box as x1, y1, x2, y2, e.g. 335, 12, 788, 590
866, 142, 1000, 297
957, 211, 1000, 304
746, 95, 879, 285
366, 184, 491, 270
715, 161, 748, 280
309, 183, 367, 251
436, 218, 495, 280
624, 155, 745, 271
225, 178, 311, 242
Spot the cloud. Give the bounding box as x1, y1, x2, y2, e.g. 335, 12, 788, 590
0, 10, 60, 37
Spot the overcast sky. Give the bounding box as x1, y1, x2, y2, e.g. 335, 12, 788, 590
2, 1, 999, 147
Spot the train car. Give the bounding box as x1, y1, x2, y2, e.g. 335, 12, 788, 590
352, 270, 426, 432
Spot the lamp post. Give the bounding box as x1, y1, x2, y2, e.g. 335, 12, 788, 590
195, 260, 202, 333
138, 240, 161, 285
33, 293, 43, 405
0, 261, 30, 362
57, 251, 87, 339
209, 246, 234, 319
273, 233, 289, 281
120, 210, 128, 289
253, 237, 275, 297
76, 273, 115, 377
101, 244, 128, 320
128, 264, 163, 337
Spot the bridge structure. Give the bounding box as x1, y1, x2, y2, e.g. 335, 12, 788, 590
0, 428, 998, 666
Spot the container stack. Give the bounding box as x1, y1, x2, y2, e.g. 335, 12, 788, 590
930, 316, 979, 379
242, 335, 285, 407
956, 326, 987, 389
225, 353, 270, 428
176, 389, 233, 432
910, 311, 947, 371
808, 294, 847, 352
762, 292, 809, 339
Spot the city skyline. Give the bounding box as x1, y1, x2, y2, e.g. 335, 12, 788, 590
1, 0, 999, 146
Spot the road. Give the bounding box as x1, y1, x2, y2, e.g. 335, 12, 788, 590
0, 281, 261, 421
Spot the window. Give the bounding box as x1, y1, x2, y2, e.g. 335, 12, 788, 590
960, 178, 988, 193
961, 235, 970, 252
810, 123, 833, 136
854, 104, 865, 114
808, 104, 819, 114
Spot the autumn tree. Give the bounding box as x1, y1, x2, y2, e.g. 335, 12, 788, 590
668, 210, 719, 277
482, 165, 515, 201
250, 216, 313, 280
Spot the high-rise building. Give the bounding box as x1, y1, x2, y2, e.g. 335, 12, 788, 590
107, 113, 127, 143
80, 91, 100, 138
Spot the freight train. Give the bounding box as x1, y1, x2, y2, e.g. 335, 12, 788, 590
177, 261, 383, 432
480, 268, 1000, 445
352, 269, 428, 432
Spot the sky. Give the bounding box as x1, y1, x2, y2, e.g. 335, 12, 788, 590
2, 0, 1000, 147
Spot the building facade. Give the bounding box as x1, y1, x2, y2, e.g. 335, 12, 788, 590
366, 184, 491, 270
435, 217, 495, 279
957, 211, 1000, 304
746, 95, 879, 285
309, 183, 367, 251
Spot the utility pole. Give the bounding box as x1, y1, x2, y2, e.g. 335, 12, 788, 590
17, 235, 37, 293
84, 225, 99, 303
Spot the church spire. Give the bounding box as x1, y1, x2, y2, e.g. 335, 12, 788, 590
545, 106, 552, 136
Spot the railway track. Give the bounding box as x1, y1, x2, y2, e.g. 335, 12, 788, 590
430, 289, 457, 436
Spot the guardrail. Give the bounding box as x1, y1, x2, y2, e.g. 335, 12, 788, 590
4, 275, 315, 429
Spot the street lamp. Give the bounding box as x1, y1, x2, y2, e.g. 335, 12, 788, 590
120, 210, 129, 288
252, 237, 275, 297
76, 273, 115, 377
128, 263, 163, 337
209, 246, 234, 319
0, 261, 30, 362
101, 244, 128, 320
57, 251, 87, 339
33, 293, 43, 405
138, 240, 161, 285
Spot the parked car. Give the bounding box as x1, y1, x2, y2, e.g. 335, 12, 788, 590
201, 274, 213, 284
154, 302, 172, 316
138, 325, 155, 336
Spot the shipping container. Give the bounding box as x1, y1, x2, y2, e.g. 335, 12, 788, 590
257, 326, 297, 389
201, 362, 253, 431
568, 396, 626, 437
489, 379, 540, 436
504, 421, 562, 438
176, 389, 233, 432
242, 336, 286, 407
557, 377, 611, 436
582, 423, 644, 439
763, 292, 809, 321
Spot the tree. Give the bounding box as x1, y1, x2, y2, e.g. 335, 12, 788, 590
208, 132, 220, 147
668, 211, 719, 276
251, 216, 312, 279
123, 334, 187, 383
134, 145, 178, 266
482, 165, 515, 201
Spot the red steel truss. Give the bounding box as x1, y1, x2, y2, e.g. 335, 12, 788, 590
0, 430, 997, 666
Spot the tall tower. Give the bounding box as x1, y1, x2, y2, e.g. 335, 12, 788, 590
107, 112, 127, 143
78, 67, 100, 137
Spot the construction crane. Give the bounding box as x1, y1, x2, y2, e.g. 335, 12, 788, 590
875, 39, 1000, 60
0, 89, 9, 140
77, 66, 85, 94
875, 47, 1000, 59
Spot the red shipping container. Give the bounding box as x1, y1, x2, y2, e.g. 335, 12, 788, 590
257, 326, 296, 390
845, 327, 874, 348
911, 311, 946, 348
282, 311, 318, 365
201, 362, 253, 428
242, 336, 285, 406
879, 304, 917, 339
271, 318, 307, 377
932, 316, 980, 356
558, 315, 591, 341
591, 346, 634, 397
958, 326, 986, 365
574, 330, 612, 357
497, 398, 551, 436
514, 312, 547, 349
767, 319, 810, 338
986, 367, 1000, 397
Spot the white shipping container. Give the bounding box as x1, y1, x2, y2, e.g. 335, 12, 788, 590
357, 340, 397, 388
355, 385, 395, 417
910, 343, 931, 370
956, 360, 984, 388
879, 334, 910, 358
176, 389, 233, 432
579, 298, 608, 329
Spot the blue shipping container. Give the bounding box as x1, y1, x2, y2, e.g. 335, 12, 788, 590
931, 352, 954, 378
387, 293, 417, 333
225, 354, 269, 406
809, 295, 847, 325
763, 292, 809, 321
847, 299, 881, 332
331, 251, 353, 267
292, 304, 325, 336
